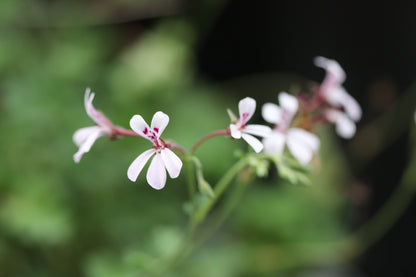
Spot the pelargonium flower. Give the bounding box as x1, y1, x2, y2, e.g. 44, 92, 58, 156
229, 97, 272, 153
314, 56, 362, 138
262, 92, 320, 165
127, 111, 182, 190
73, 88, 115, 163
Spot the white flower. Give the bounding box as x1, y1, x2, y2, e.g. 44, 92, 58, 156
314, 56, 362, 138
73, 88, 114, 163
262, 92, 320, 165
229, 97, 272, 153
127, 111, 182, 190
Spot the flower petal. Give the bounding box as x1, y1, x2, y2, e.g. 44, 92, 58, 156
160, 148, 182, 178
338, 90, 362, 122
73, 127, 105, 163
314, 56, 346, 85
262, 103, 282, 124
151, 111, 169, 137
147, 153, 167, 190
287, 128, 320, 165
279, 92, 298, 115
130, 115, 152, 142
84, 88, 113, 129
244, 124, 272, 138
326, 110, 356, 139
73, 126, 102, 147
127, 149, 155, 182
238, 97, 256, 124
242, 133, 263, 153
263, 131, 286, 155
229, 124, 242, 139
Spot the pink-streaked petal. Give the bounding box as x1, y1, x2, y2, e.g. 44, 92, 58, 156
241, 133, 263, 153
238, 97, 256, 124
147, 153, 167, 190
262, 103, 282, 124
279, 92, 298, 115
287, 128, 320, 165
130, 115, 152, 142
229, 124, 242, 139
160, 148, 182, 178
151, 111, 169, 137
244, 124, 272, 138
314, 56, 346, 85
326, 110, 356, 139
263, 131, 286, 155
73, 126, 102, 147
73, 128, 105, 163
127, 149, 155, 182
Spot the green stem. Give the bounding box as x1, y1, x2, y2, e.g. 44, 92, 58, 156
150, 158, 248, 276
189, 158, 248, 233
192, 176, 249, 251
185, 157, 197, 210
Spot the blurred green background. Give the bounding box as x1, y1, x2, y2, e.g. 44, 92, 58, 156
1, 1, 416, 276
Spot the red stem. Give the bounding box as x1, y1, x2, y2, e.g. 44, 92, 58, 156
191, 129, 230, 153
113, 127, 142, 138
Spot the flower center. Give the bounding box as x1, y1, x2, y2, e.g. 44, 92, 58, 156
143, 127, 163, 149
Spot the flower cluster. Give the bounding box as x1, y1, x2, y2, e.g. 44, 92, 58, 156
73, 56, 361, 189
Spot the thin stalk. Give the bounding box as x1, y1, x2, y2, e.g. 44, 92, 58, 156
113, 127, 142, 137
190, 129, 229, 153
185, 157, 197, 210
189, 158, 248, 232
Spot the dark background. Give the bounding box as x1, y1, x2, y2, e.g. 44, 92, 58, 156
195, 1, 416, 276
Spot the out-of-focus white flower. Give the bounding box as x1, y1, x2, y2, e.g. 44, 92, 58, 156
127, 111, 182, 190
262, 92, 320, 165
314, 56, 362, 138
73, 88, 115, 163
229, 97, 272, 153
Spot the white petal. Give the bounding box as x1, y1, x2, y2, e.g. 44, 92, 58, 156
147, 153, 167, 190
262, 131, 286, 155
326, 87, 362, 122
244, 124, 272, 138
326, 110, 356, 139
83, 88, 110, 128
287, 128, 320, 165
339, 91, 362, 122
242, 133, 263, 153
238, 97, 256, 124
336, 116, 356, 139
160, 148, 182, 178
279, 92, 298, 115
127, 149, 155, 182
262, 103, 282, 124
314, 56, 346, 84
73, 128, 105, 163
84, 87, 94, 116
73, 126, 102, 147
229, 124, 242, 139
151, 111, 169, 137
129, 115, 152, 141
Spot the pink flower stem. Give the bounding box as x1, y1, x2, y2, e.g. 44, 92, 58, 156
113, 127, 142, 138
190, 129, 230, 153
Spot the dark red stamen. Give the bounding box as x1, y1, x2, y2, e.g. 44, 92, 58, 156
143, 127, 148, 135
